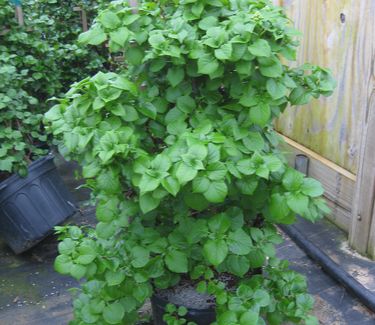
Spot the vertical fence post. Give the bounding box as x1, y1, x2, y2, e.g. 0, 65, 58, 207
11, 0, 24, 26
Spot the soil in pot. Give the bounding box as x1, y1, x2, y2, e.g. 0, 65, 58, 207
151, 271, 261, 325
151, 279, 216, 325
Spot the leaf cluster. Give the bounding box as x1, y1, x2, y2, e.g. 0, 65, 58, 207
45, 0, 336, 324
0, 0, 107, 175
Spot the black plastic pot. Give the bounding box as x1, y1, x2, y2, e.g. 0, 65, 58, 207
151, 294, 216, 325
0, 154, 77, 254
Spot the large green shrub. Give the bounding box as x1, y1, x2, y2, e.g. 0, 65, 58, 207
0, 0, 106, 175
45, 1, 335, 324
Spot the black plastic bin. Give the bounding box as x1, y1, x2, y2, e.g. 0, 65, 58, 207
0, 154, 77, 254
151, 294, 216, 325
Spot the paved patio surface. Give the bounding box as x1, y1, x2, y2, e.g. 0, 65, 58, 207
0, 159, 374, 324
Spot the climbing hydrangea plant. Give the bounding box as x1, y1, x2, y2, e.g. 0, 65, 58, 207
45, 1, 335, 324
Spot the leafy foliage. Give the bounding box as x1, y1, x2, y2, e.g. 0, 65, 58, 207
0, 0, 107, 175
45, 0, 335, 324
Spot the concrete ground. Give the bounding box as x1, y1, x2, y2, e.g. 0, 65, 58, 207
0, 159, 374, 324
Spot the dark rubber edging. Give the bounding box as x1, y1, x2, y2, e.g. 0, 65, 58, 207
279, 224, 375, 313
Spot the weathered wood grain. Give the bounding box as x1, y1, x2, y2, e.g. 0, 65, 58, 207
279, 134, 354, 232
273, 0, 372, 174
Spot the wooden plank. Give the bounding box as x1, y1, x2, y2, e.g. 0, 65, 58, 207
349, 43, 375, 256
279, 134, 355, 215
273, 0, 369, 174
15, 5, 24, 26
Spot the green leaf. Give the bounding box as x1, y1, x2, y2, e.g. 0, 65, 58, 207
248, 39, 271, 57
249, 103, 271, 127
287, 192, 309, 215
103, 302, 125, 324
266, 79, 287, 99
204, 181, 228, 203
192, 176, 210, 193
70, 264, 87, 280
204, 239, 228, 266
165, 250, 188, 273
214, 43, 232, 60
177, 96, 196, 113
228, 229, 252, 255
109, 27, 129, 47
125, 47, 144, 65
282, 169, 304, 191
259, 57, 283, 78
240, 310, 259, 325
269, 194, 290, 222
161, 176, 180, 196
226, 255, 250, 277
167, 67, 185, 87
175, 162, 198, 184
207, 162, 227, 180
139, 193, 161, 213
54, 255, 73, 275
184, 193, 210, 211
301, 178, 324, 197
78, 26, 107, 45
289, 86, 313, 105
139, 174, 161, 194
99, 11, 121, 29
208, 213, 231, 234
198, 54, 219, 75
198, 16, 218, 30
139, 103, 157, 119
131, 246, 150, 268
105, 270, 125, 286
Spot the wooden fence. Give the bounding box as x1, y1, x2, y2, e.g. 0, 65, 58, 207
273, 0, 375, 258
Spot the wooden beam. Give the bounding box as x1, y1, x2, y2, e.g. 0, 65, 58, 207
15, 5, 24, 26
349, 1, 375, 257
279, 133, 355, 230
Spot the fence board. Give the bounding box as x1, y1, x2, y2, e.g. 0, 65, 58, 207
273, 0, 369, 175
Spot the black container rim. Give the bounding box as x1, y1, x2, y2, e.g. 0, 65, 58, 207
151, 293, 216, 314
0, 154, 55, 199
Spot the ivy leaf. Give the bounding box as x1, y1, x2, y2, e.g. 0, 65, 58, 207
287, 192, 309, 215
139, 193, 161, 213
204, 181, 228, 203
103, 302, 125, 325
249, 103, 271, 127
203, 239, 228, 266
167, 67, 185, 87
248, 39, 271, 57
266, 79, 287, 99
198, 54, 219, 75
165, 250, 188, 273
301, 178, 324, 197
